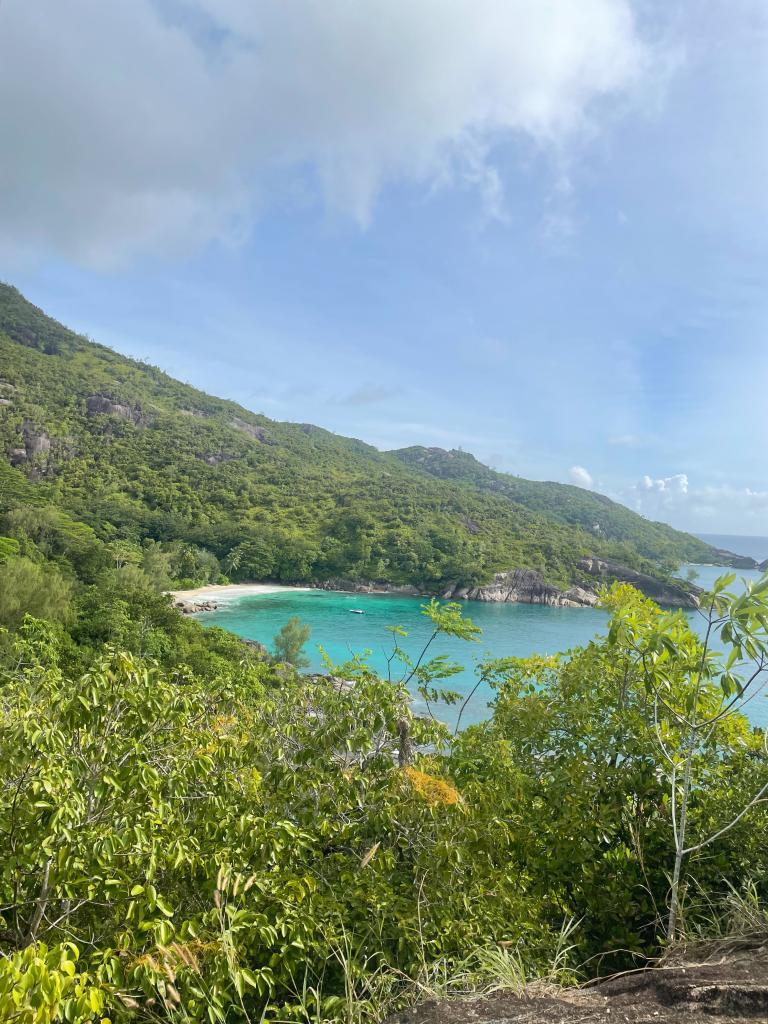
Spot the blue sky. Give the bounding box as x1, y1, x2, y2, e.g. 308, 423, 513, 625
1, 0, 766, 533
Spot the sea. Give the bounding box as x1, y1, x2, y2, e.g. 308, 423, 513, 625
199, 539, 768, 732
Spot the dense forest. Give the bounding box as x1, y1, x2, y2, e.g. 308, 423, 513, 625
2, 284, 768, 1024
0, 284, 718, 602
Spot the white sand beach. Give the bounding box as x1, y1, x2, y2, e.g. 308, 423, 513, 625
168, 582, 313, 608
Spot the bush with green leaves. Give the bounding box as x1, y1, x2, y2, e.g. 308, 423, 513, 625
2, 582, 768, 1022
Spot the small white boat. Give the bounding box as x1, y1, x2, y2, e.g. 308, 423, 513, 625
349, 608, 365, 614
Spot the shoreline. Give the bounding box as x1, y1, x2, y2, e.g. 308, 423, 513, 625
168, 582, 313, 611
168, 561, 730, 615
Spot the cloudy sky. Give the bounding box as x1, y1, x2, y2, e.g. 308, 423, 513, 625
1, 0, 766, 534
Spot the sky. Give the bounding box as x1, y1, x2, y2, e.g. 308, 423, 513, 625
1, 0, 766, 534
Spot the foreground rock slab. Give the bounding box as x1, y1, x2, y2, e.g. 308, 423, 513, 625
386, 946, 768, 1024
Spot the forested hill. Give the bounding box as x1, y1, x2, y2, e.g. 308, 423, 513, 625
0, 282, 717, 591
393, 446, 712, 565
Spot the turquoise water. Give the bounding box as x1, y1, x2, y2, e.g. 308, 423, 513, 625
199, 562, 768, 730
200, 590, 608, 727
683, 562, 766, 592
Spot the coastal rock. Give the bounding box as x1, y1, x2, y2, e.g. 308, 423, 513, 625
318, 578, 423, 597
444, 569, 598, 608
760, 559, 768, 573
174, 599, 220, 614
578, 556, 699, 608
711, 547, 759, 570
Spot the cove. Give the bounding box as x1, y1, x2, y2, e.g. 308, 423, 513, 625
198, 564, 768, 731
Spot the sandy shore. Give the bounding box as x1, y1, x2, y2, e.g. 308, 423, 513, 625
168, 582, 313, 608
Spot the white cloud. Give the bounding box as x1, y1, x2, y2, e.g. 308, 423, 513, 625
639, 473, 689, 496
569, 465, 594, 488
0, 0, 653, 266
629, 472, 768, 532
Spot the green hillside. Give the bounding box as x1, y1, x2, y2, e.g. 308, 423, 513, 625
0, 283, 718, 592
392, 446, 714, 565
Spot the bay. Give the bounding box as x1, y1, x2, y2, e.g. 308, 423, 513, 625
199, 561, 768, 731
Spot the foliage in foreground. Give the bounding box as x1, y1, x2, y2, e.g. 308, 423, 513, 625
2, 578, 768, 1023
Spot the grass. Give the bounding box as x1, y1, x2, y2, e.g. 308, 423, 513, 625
127, 914, 583, 1024
665, 879, 768, 965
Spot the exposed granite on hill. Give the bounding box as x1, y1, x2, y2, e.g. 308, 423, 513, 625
85, 394, 136, 420
229, 417, 272, 443
386, 943, 768, 1024
21, 419, 50, 456
196, 450, 236, 465
578, 557, 699, 608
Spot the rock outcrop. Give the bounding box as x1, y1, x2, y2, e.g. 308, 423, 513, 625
229, 417, 271, 443
174, 599, 220, 614
443, 569, 598, 608
318, 579, 423, 597
86, 394, 142, 422
308, 673, 357, 694
240, 638, 270, 658
196, 451, 236, 466
760, 559, 768, 573
320, 564, 697, 609
711, 548, 759, 570
386, 942, 768, 1023
21, 419, 51, 456
578, 556, 699, 608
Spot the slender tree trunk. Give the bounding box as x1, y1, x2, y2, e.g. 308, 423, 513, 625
668, 742, 694, 942
24, 857, 52, 945
397, 718, 413, 768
